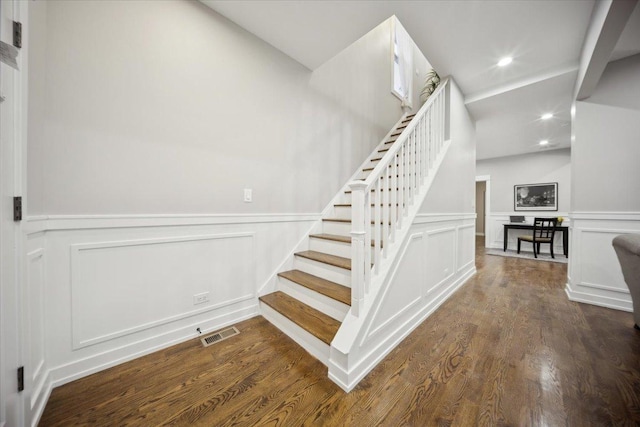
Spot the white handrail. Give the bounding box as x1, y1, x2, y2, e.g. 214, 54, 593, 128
348, 78, 449, 317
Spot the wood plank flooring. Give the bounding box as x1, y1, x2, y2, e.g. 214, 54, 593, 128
39, 237, 640, 426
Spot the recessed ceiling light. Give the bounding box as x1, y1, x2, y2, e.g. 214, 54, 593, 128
539, 140, 549, 146
497, 57, 513, 67
571, 135, 576, 142
541, 113, 553, 120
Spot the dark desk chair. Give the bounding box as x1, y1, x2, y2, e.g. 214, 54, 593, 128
517, 217, 558, 258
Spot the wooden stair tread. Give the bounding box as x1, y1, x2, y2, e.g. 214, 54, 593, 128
259, 291, 340, 345
295, 250, 351, 270
309, 233, 382, 248
310, 233, 351, 244
278, 269, 351, 306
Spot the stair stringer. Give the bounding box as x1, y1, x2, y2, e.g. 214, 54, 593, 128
328, 138, 470, 392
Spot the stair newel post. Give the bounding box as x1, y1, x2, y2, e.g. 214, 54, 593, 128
363, 182, 372, 294
398, 145, 404, 228
349, 181, 368, 317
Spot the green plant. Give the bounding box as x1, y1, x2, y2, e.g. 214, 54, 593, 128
420, 69, 441, 102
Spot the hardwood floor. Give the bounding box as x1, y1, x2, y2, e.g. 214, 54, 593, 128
39, 237, 640, 426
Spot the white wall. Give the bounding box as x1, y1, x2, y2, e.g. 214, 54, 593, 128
420, 80, 476, 214
567, 54, 640, 311
572, 54, 640, 213
27, 0, 404, 216
477, 149, 571, 213
476, 149, 571, 252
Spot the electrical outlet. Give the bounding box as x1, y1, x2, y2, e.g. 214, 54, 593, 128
243, 188, 252, 202
193, 292, 209, 305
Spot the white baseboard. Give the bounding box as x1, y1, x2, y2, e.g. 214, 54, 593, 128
565, 282, 632, 312
50, 306, 258, 388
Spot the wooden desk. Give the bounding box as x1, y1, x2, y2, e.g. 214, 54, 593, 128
503, 223, 569, 257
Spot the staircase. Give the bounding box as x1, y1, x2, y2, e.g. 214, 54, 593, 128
259, 79, 450, 383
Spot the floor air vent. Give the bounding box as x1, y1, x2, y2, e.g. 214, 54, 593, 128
201, 326, 240, 347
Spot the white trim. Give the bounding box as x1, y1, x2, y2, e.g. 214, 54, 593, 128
25, 213, 321, 233
414, 213, 475, 223
569, 212, 640, 221
362, 233, 424, 343
565, 283, 632, 312
330, 265, 476, 392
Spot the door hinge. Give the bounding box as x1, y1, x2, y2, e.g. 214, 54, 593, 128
17, 367, 24, 392
13, 197, 22, 221
13, 21, 22, 49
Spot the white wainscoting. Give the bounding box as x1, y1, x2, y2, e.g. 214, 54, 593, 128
70, 233, 255, 349
25, 233, 51, 427
24, 213, 319, 424
566, 212, 640, 312
485, 212, 570, 255
329, 213, 477, 391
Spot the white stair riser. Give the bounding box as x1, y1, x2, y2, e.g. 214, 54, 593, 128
309, 237, 376, 264
277, 277, 349, 322
343, 193, 381, 205
322, 221, 379, 236
333, 205, 401, 220
342, 191, 407, 205
260, 302, 330, 366
294, 256, 351, 288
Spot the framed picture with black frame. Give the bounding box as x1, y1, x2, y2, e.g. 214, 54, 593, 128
514, 182, 558, 211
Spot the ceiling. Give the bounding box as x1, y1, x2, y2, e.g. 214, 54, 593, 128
202, 0, 638, 160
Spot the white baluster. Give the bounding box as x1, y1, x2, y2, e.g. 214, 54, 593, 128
390, 155, 397, 243
398, 145, 404, 227
382, 165, 390, 258
374, 177, 381, 275
404, 137, 409, 215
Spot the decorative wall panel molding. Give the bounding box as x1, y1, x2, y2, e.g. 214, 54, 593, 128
70, 233, 255, 349
566, 212, 640, 311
